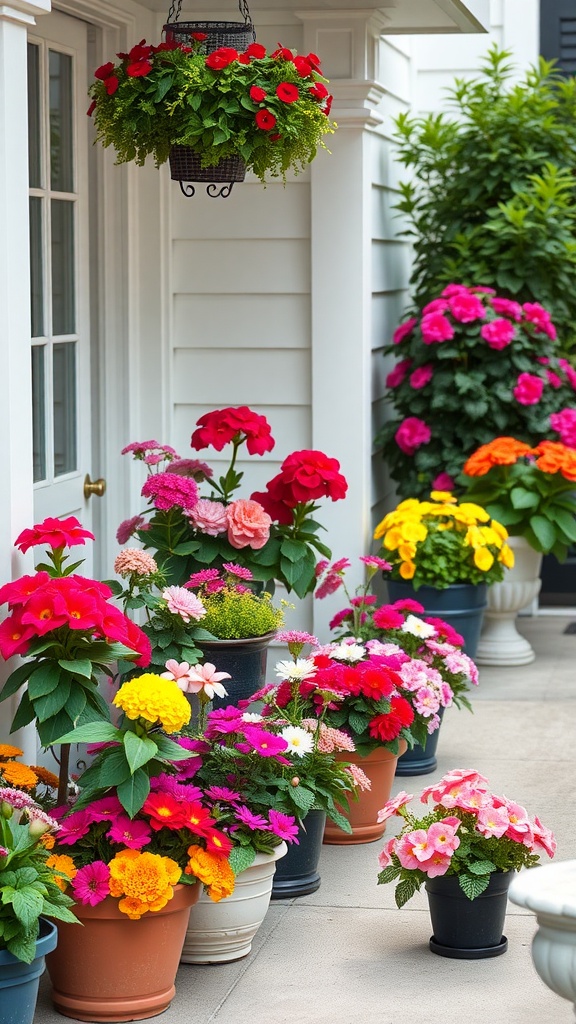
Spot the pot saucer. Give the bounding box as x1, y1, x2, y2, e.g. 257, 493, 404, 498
429, 935, 508, 959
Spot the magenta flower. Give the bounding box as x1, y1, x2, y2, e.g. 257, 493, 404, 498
431, 472, 455, 491
234, 805, 269, 829
394, 417, 431, 455
55, 808, 93, 845
523, 302, 557, 339
513, 372, 544, 406
392, 317, 417, 345
550, 408, 576, 446
116, 515, 147, 544
86, 794, 123, 822
385, 358, 412, 389
71, 861, 110, 906
266, 809, 300, 843
205, 786, 242, 803
359, 555, 392, 571
141, 471, 198, 513
481, 318, 515, 350
222, 562, 253, 580
409, 364, 433, 389
166, 458, 213, 480
241, 726, 289, 758
186, 568, 221, 587
421, 298, 449, 315
107, 815, 151, 848
328, 608, 353, 631
491, 297, 522, 321
420, 312, 454, 344
276, 630, 319, 647
448, 292, 486, 322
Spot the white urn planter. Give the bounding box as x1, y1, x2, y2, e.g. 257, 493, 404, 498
180, 842, 287, 964
475, 536, 542, 666
509, 861, 576, 1016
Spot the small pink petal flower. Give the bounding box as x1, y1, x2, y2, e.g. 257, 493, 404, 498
71, 862, 110, 906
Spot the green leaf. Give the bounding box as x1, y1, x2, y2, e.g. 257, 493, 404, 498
510, 487, 539, 510
32, 676, 71, 721
395, 876, 419, 908
10, 691, 36, 732
53, 722, 121, 745
96, 747, 132, 788
377, 865, 402, 886
8, 887, 44, 928
289, 785, 316, 816
36, 709, 75, 746
153, 734, 195, 761
117, 769, 151, 817
280, 538, 308, 563
58, 658, 93, 679
467, 859, 497, 875
529, 514, 557, 552
0, 662, 35, 702
27, 662, 62, 699
229, 846, 256, 876
124, 731, 158, 774
458, 872, 491, 900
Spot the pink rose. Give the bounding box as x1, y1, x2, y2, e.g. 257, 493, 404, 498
392, 317, 418, 345
547, 370, 563, 389
432, 472, 455, 491
386, 358, 412, 388
421, 298, 449, 316
491, 297, 522, 321
480, 318, 515, 350
420, 312, 454, 345
395, 417, 431, 455
550, 408, 576, 447
189, 499, 228, 536
226, 499, 271, 550
522, 302, 557, 340
440, 284, 470, 297
448, 293, 486, 322
409, 365, 433, 390
513, 372, 544, 406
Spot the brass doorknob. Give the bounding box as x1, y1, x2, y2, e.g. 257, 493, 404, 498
84, 474, 106, 499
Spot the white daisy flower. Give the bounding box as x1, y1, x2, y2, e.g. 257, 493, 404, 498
241, 712, 264, 723
274, 658, 317, 681
329, 642, 365, 663
280, 726, 315, 757
401, 614, 437, 639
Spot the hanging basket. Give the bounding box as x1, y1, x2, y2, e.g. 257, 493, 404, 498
163, 0, 255, 53
169, 147, 246, 198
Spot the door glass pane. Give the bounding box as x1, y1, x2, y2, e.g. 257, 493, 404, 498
29, 197, 44, 338
27, 44, 41, 188
49, 50, 74, 192
51, 199, 75, 334
53, 342, 77, 476
32, 346, 46, 482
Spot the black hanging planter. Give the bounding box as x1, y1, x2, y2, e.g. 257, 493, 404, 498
169, 147, 247, 198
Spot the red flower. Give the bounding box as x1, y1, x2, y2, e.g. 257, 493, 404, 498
191, 32, 208, 41
372, 605, 405, 631
191, 406, 275, 456
15, 516, 95, 553
238, 54, 251, 65
368, 696, 414, 743
269, 133, 281, 142
180, 801, 217, 837
94, 62, 115, 80
204, 829, 234, 856
127, 40, 153, 62
351, 663, 399, 701
306, 52, 322, 72
250, 85, 267, 103
143, 793, 187, 830
245, 43, 267, 59
0, 571, 50, 609
20, 588, 69, 635
205, 47, 239, 70
250, 485, 294, 525
255, 109, 277, 131
309, 82, 329, 100
273, 450, 348, 505
87, 100, 97, 117
126, 60, 152, 77
0, 611, 35, 659
105, 76, 119, 96
293, 56, 312, 77
276, 82, 299, 103
272, 45, 295, 61
324, 95, 333, 116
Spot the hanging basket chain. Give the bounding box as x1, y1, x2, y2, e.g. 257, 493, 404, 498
166, 0, 252, 26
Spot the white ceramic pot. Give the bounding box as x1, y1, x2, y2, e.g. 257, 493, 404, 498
509, 861, 576, 1015
475, 536, 542, 666
180, 842, 287, 964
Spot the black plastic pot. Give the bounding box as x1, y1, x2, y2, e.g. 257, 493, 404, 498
396, 707, 445, 777
425, 871, 512, 958
271, 810, 326, 899
196, 631, 276, 708
386, 581, 487, 659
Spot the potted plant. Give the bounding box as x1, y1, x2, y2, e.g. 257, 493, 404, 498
376, 284, 576, 499
316, 556, 479, 775
0, 778, 77, 1024
87, 37, 335, 186
0, 518, 152, 805
44, 671, 237, 1021
377, 769, 556, 958
373, 491, 514, 656
460, 437, 576, 664
118, 407, 348, 599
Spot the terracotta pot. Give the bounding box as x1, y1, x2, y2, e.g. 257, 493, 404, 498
323, 743, 407, 845
46, 883, 199, 1022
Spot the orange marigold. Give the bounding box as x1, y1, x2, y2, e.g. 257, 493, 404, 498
533, 441, 576, 481
46, 853, 77, 890
41, 833, 56, 850
29, 765, 60, 788
185, 844, 235, 903
108, 849, 181, 919
463, 437, 535, 476
0, 744, 24, 759
0, 762, 39, 789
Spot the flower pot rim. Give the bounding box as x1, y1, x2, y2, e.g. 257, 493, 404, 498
250, 841, 287, 869
509, 860, 576, 919
0, 917, 58, 967
197, 630, 278, 647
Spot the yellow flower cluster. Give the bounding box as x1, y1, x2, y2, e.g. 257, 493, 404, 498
46, 853, 77, 891
109, 849, 181, 919
113, 673, 191, 733
185, 844, 235, 903
374, 492, 514, 581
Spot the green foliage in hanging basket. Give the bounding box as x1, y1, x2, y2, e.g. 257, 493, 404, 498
88, 38, 335, 182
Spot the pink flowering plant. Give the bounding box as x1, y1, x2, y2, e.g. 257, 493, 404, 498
119, 406, 348, 597
0, 519, 151, 804
317, 558, 478, 748
377, 770, 556, 905
376, 284, 576, 498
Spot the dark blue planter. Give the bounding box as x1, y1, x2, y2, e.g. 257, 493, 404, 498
196, 631, 276, 709
396, 707, 445, 777
271, 810, 326, 899
425, 871, 512, 958
0, 918, 58, 1024
386, 581, 487, 659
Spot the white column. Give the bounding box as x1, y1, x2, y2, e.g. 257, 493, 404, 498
297, 12, 387, 637
0, 0, 50, 755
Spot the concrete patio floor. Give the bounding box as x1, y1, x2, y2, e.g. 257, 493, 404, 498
35, 613, 576, 1024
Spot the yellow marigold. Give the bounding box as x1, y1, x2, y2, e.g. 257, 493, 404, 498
29, 765, 60, 788
46, 853, 77, 890
399, 561, 416, 580
113, 674, 191, 733
108, 849, 181, 919
1, 762, 39, 790
185, 845, 235, 903
499, 544, 515, 569
473, 547, 494, 572
41, 833, 56, 850
430, 491, 458, 503
0, 744, 24, 759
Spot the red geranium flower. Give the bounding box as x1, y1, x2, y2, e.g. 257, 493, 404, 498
127, 40, 153, 62
250, 85, 267, 103
276, 82, 299, 103
126, 60, 152, 77
191, 406, 275, 456
94, 61, 115, 80
205, 47, 239, 70
191, 32, 208, 41
309, 82, 329, 100
274, 450, 348, 505
105, 76, 119, 95
255, 109, 277, 131
15, 516, 95, 553
293, 56, 312, 77
245, 42, 267, 59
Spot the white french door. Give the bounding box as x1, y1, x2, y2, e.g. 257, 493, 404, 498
28, 11, 100, 576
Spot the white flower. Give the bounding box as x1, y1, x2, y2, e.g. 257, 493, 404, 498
280, 726, 315, 757
400, 614, 436, 639
274, 658, 317, 681
184, 662, 230, 700
329, 642, 365, 663
241, 712, 264, 723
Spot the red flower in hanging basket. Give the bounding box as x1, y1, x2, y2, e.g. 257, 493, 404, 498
205, 47, 239, 70
250, 85, 267, 102
105, 76, 119, 95
126, 60, 153, 78
309, 82, 329, 101
94, 61, 115, 80
255, 109, 277, 131
276, 82, 299, 103
191, 32, 208, 41
245, 43, 267, 59
293, 56, 312, 78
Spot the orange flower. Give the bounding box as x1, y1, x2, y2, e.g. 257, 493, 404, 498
0, 744, 24, 759
185, 844, 235, 902
41, 833, 56, 850
46, 853, 77, 890
0, 762, 39, 789
534, 441, 576, 481
108, 849, 181, 919
29, 765, 60, 788
463, 437, 535, 476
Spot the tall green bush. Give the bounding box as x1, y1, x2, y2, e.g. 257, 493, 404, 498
394, 46, 576, 354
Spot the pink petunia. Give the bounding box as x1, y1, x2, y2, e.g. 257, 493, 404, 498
377, 790, 413, 823
476, 803, 510, 839
513, 372, 544, 406
426, 820, 460, 855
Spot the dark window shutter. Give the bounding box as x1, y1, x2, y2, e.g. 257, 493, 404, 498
540, 0, 576, 74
